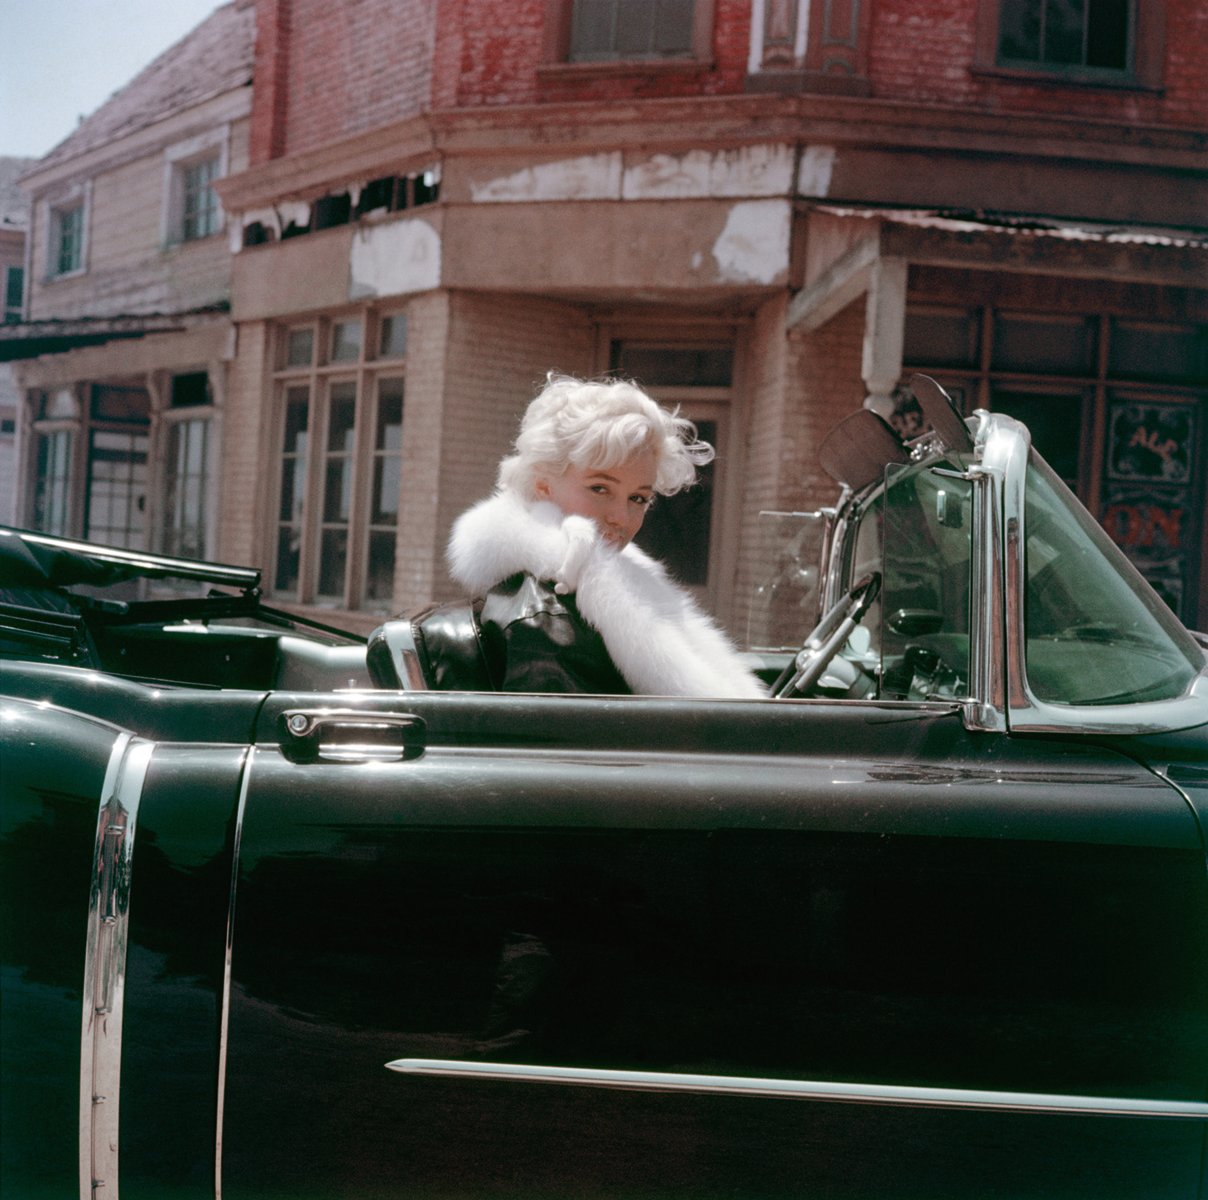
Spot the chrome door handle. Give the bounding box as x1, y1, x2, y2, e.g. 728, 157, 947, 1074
279, 708, 426, 762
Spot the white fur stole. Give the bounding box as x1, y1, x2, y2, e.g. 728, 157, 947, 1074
447, 492, 765, 699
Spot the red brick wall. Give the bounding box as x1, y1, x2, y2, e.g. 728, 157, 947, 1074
432, 0, 752, 107
867, 0, 1207, 128
250, 0, 436, 163
252, 0, 1204, 164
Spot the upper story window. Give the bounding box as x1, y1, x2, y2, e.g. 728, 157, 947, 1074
179, 156, 221, 241
50, 202, 85, 277
977, 0, 1160, 86
571, 0, 695, 60
544, 0, 713, 66
998, 0, 1129, 71
164, 131, 227, 247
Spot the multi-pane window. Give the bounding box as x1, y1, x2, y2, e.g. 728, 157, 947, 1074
271, 310, 407, 611
903, 306, 1206, 625
996, 0, 1133, 73
570, 0, 697, 61
27, 374, 215, 561
51, 204, 84, 276
32, 431, 73, 535
179, 156, 221, 242
4, 265, 23, 322
161, 373, 214, 560
84, 385, 151, 551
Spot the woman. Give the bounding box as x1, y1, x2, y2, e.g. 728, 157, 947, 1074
447, 374, 765, 698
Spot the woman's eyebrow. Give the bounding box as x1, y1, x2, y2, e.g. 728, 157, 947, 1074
590, 471, 653, 488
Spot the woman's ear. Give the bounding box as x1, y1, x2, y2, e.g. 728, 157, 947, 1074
533, 476, 551, 499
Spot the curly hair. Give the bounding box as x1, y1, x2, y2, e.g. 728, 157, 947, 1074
497, 374, 714, 500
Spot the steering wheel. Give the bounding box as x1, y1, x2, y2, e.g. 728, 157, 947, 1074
772, 573, 881, 698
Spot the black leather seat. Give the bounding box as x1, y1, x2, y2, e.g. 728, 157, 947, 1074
367, 600, 497, 691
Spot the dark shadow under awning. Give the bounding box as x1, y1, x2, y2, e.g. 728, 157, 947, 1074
0, 306, 229, 362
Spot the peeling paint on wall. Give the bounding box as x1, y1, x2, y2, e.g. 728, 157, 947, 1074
349, 218, 441, 298
471, 146, 796, 204
711, 200, 791, 284
798, 145, 836, 197
624, 145, 794, 199
470, 154, 622, 202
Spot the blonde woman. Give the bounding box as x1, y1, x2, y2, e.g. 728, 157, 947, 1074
447, 375, 764, 698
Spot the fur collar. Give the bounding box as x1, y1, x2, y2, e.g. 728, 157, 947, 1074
448, 491, 765, 699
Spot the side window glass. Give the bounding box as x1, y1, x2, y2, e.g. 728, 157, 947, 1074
877, 464, 972, 700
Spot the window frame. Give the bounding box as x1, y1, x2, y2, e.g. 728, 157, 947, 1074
268, 307, 408, 613
156, 371, 218, 562
541, 0, 715, 69
973, 0, 1164, 89
24, 371, 220, 561
901, 302, 1206, 628
162, 129, 229, 248
4, 264, 24, 322
44, 185, 90, 281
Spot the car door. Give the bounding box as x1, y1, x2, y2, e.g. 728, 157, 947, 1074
218, 688, 1208, 1200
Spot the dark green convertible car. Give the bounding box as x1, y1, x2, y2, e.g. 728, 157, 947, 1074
3, 381, 1206, 1199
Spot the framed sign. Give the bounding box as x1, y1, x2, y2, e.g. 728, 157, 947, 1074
1107, 401, 1195, 484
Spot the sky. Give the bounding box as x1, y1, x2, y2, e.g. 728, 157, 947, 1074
0, 0, 228, 160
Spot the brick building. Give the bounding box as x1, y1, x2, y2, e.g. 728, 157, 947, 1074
210, 0, 1207, 635
8, 0, 1207, 637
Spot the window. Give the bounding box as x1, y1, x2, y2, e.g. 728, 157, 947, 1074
161, 373, 214, 560
4, 265, 23, 322
26, 372, 217, 561
270, 310, 407, 611
164, 133, 227, 247
544, 0, 713, 66
999, 0, 1130, 70
903, 305, 1207, 625
51, 203, 85, 276
977, 0, 1161, 85
84, 385, 150, 550
32, 430, 73, 536
179, 156, 221, 241
571, 0, 695, 60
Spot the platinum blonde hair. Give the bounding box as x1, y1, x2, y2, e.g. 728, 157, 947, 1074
497, 374, 715, 500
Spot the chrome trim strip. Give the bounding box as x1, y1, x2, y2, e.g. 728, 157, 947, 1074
386, 1059, 1208, 1121
214, 746, 254, 1200
79, 734, 154, 1200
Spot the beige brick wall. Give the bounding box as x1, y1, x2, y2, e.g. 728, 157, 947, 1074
392, 291, 451, 609
734, 294, 865, 641
217, 317, 273, 568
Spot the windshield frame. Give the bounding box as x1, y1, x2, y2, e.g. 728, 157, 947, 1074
987, 414, 1208, 735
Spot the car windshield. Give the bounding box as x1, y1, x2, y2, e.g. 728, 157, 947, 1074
1023, 454, 1203, 706
845, 460, 973, 701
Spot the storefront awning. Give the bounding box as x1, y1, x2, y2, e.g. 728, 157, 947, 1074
788, 206, 1208, 332
0, 307, 229, 363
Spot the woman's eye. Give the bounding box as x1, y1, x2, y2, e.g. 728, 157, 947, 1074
589, 485, 609, 496
631, 495, 651, 507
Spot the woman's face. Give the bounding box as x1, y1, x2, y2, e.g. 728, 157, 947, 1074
535, 450, 657, 548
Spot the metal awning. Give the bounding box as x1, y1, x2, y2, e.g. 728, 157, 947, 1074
0, 307, 229, 363
788, 205, 1208, 332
